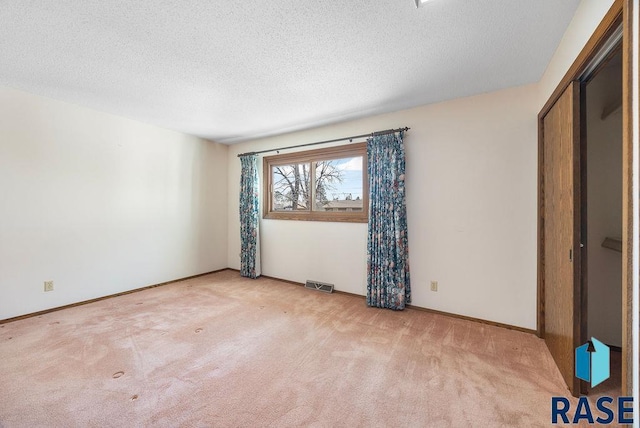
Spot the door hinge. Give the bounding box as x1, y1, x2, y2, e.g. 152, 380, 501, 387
569, 248, 573, 262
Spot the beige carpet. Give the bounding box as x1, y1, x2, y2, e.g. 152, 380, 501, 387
0, 271, 620, 427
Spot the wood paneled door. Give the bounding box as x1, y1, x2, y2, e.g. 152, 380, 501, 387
538, 0, 635, 398
539, 81, 584, 396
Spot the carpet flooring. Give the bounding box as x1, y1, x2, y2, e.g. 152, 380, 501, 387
0, 270, 622, 427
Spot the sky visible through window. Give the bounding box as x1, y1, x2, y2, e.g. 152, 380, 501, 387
329, 156, 363, 200
266, 144, 367, 220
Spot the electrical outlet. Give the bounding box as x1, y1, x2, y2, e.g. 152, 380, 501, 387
44, 281, 54, 292
430, 281, 438, 292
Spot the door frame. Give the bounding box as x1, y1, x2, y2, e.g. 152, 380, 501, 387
537, 0, 637, 397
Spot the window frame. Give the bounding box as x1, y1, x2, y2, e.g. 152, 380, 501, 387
263, 142, 368, 223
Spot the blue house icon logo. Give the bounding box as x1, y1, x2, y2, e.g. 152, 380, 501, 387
553, 338, 632, 424
575, 337, 610, 387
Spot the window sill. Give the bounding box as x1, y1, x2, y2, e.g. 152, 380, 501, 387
263, 212, 368, 223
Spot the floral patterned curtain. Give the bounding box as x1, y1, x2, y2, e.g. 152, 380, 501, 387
239, 154, 260, 278
366, 131, 410, 310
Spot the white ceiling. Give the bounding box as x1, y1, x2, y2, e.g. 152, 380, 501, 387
0, 1, 580, 144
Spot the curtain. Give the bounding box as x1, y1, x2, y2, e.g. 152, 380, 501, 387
366, 131, 411, 310
239, 154, 261, 278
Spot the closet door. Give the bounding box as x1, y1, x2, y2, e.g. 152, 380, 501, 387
542, 81, 583, 396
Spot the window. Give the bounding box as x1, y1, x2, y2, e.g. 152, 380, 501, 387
263, 142, 368, 222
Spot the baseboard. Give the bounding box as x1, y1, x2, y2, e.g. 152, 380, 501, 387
260, 275, 360, 296
0, 268, 231, 324
405, 305, 537, 335
260, 274, 305, 287
4, 267, 535, 336
249, 272, 536, 335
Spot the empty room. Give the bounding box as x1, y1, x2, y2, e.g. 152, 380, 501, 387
1, 1, 638, 427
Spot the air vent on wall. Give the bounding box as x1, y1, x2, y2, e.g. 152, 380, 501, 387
305, 280, 334, 293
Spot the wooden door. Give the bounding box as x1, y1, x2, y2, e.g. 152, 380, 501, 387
541, 81, 583, 396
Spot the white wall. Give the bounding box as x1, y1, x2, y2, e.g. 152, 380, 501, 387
538, 0, 616, 108
586, 60, 623, 347
0, 86, 228, 320
228, 83, 539, 330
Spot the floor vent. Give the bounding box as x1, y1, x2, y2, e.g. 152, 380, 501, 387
305, 280, 334, 293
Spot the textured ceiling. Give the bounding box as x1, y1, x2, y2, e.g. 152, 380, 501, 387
0, 0, 580, 144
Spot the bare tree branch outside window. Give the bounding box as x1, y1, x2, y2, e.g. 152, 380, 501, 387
264, 144, 367, 222
272, 161, 346, 211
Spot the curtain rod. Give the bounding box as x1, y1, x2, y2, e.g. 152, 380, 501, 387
237, 127, 410, 157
